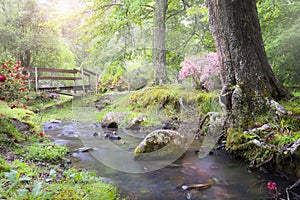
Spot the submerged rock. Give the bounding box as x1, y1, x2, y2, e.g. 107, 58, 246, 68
104, 131, 121, 140
133, 129, 188, 160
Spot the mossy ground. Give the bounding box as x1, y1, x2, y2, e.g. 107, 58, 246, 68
0, 95, 120, 200
97, 84, 220, 128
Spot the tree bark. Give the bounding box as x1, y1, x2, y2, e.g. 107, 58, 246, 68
152, 0, 168, 85
206, 0, 291, 128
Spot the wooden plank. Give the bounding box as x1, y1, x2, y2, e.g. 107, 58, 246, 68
82, 68, 97, 76
22, 67, 35, 72
23, 67, 79, 74
37, 85, 91, 91
38, 76, 81, 81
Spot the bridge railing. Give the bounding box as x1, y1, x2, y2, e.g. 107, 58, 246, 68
22, 67, 99, 93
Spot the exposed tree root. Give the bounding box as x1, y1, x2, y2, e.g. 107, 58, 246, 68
286, 178, 300, 200
251, 153, 274, 169
198, 112, 211, 132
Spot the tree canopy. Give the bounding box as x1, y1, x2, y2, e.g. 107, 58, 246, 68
0, 0, 298, 90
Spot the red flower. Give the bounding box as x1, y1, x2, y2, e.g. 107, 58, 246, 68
16, 61, 21, 65
20, 87, 25, 92
39, 132, 45, 137
1, 96, 5, 101
23, 104, 27, 109
0, 75, 6, 82
267, 182, 277, 190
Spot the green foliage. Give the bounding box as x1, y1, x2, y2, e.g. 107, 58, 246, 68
258, 0, 300, 86
0, 96, 120, 199
0, 158, 10, 172
271, 133, 297, 147
0, 161, 119, 200
196, 92, 221, 113
280, 97, 300, 115
82, 0, 213, 84
0, 117, 23, 144
99, 61, 126, 92
51, 168, 119, 200
25, 142, 68, 163
0, 0, 76, 69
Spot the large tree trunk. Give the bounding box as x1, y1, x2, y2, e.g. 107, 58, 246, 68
206, 0, 291, 128
152, 0, 168, 85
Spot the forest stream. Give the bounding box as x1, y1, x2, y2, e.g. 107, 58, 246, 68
43, 120, 298, 200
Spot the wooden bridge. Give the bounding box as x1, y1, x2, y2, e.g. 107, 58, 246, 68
22, 67, 99, 95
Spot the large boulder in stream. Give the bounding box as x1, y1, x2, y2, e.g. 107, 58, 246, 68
133, 129, 188, 160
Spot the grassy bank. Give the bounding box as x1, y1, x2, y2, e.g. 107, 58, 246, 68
0, 95, 120, 200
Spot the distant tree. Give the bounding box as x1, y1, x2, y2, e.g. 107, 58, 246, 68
82, 0, 213, 86
0, 0, 75, 69
152, 0, 168, 85
257, 0, 300, 86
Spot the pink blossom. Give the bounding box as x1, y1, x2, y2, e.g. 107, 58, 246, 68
179, 52, 221, 91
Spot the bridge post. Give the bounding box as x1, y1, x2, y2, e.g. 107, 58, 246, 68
73, 72, 77, 94
35, 67, 38, 91
96, 73, 99, 93
27, 71, 31, 89
81, 68, 85, 93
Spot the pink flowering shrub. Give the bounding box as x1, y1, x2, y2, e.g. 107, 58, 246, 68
179, 52, 221, 91
0, 60, 33, 109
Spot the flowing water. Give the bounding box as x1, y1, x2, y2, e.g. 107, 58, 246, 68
43, 121, 296, 200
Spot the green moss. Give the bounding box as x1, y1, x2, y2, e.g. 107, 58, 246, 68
280, 97, 300, 115
0, 117, 23, 143
97, 84, 221, 128
226, 129, 259, 151
0, 158, 10, 172
0, 101, 41, 132
128, 85, 181, 112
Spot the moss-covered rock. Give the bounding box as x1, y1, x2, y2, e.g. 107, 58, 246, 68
101, 112, 126, 129
133, 129, 187, 160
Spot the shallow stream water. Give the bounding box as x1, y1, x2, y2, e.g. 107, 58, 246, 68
43, 120, 297, 200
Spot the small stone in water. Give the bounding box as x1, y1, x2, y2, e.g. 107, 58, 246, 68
181, 185, 188, 190
186, 192, 192, 199
93, 132, 99, 136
